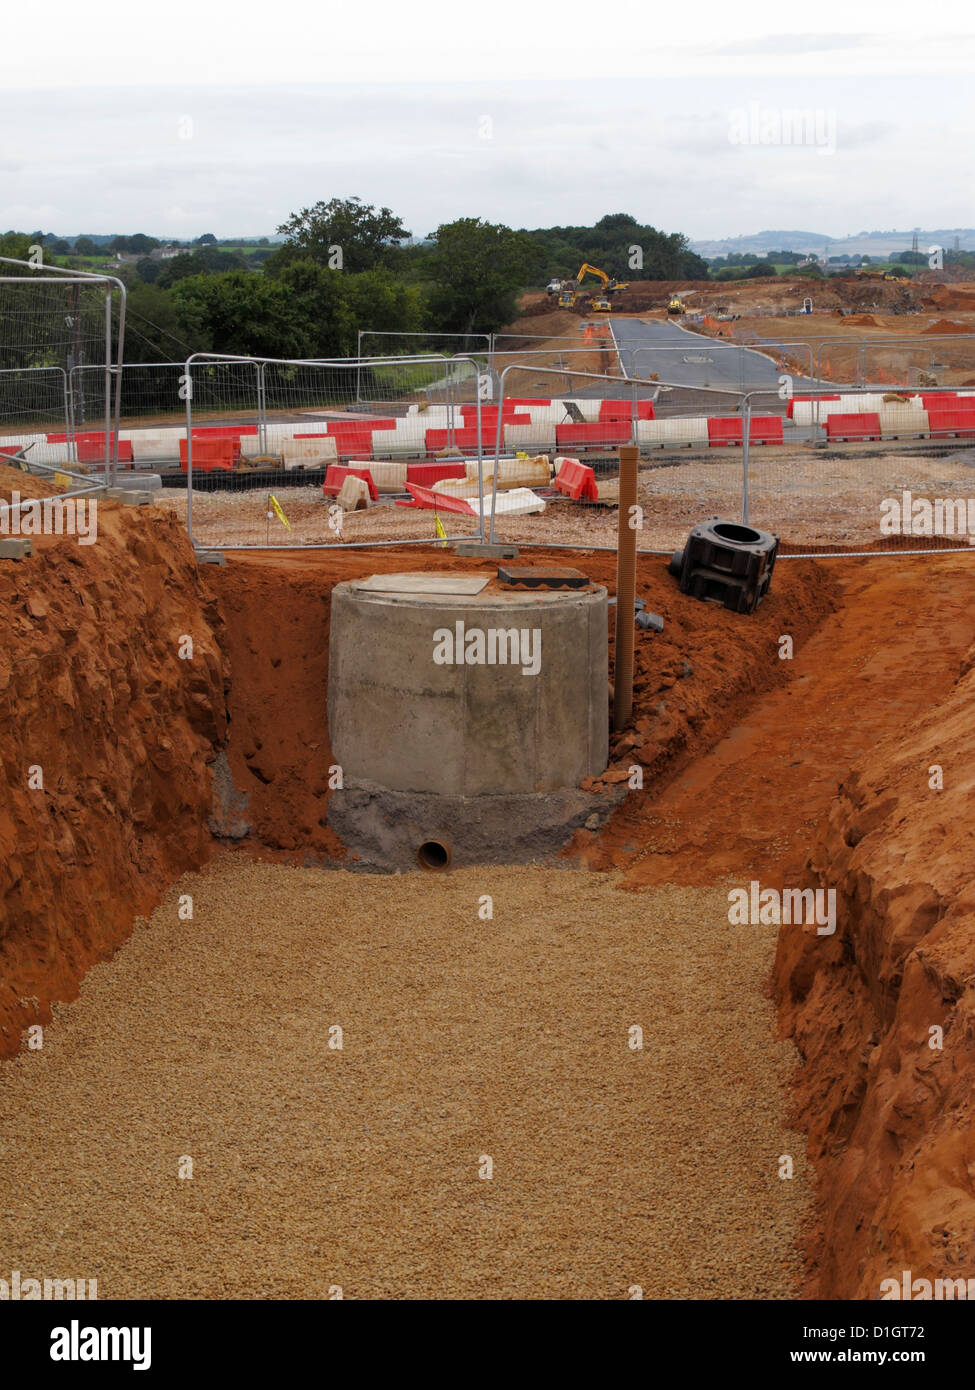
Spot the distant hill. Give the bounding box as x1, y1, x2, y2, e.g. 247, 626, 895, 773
692, 228, 975, 258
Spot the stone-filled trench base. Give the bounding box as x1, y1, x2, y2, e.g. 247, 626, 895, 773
326, 572, 613, 869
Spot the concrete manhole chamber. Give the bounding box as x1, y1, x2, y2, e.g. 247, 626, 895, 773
326, 571, 611, 869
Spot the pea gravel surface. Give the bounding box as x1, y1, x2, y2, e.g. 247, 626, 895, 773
0, 855, 809, 1300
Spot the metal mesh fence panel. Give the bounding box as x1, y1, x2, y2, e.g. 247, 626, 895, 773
0, 258, 125, 476
742, 385, 975, 553
178, 354, 488, 550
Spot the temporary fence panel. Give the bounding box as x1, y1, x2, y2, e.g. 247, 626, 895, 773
180, 354, 488, 551
0, 258, 126, 476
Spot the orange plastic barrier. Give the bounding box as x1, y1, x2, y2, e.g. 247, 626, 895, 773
552, 457, 599, 500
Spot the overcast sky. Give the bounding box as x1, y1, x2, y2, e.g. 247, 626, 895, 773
2, 3, 974, 241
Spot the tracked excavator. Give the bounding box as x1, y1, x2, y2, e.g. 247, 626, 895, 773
558, 262, 630, 311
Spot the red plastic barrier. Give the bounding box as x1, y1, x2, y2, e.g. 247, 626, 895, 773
322, 465, 379, 500
824, 412, 882, 441
552, 457, 599, 501
47, 430, 139, 461
77, 439, 134, 463
326, 428, 380, 457
786, 394, 839, 419
707, 416, 784, 446
599, 399, 655, 421
397, 483, 476, 516
407, 462, 467, 487
179, 438, 238, 471
505, 398, 551, 406
190, 425, 258, 438
926, 407, 975, 438
921, 394, 961, 411
326, 418, 396, 434
555, 422, 631, 448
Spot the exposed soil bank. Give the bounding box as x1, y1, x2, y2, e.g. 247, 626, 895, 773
0, 467, 227, 1057
775, 638, 975, 1299
200, 547, 838, 862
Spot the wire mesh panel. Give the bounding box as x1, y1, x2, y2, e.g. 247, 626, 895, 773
357, 331, 490, 366
483, 363, 747, 555
177, 354, 488, 550
0, 259, 124, 475
743, 385, 975, 553
0, 368, 69, 466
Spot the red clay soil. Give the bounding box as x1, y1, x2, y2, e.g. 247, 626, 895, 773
577, 556, 975, 893
0, 469, 227, 1057
776, 622, 975, 1299
922, 317, 970, 335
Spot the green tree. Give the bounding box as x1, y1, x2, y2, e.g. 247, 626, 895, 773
136, 256, 162, 283
275, 197, 410, 273
170, 271, 316, 358
426, 218, 538, 333
74, 236, 98, 256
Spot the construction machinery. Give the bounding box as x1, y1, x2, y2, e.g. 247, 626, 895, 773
667, 296, 686, 316
558, 262, 629, 310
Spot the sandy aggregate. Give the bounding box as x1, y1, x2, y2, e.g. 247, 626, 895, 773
0, 857, 808, 1300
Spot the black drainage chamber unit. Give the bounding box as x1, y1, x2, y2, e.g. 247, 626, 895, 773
669, 518, 779, 614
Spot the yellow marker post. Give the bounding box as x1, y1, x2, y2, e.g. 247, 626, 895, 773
434, 514, 448, 547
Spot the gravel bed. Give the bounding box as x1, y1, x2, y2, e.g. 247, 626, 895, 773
0, 857, 808, 1300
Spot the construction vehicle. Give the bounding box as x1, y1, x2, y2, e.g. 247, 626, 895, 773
559, 262, 629, 310
856, 267, 897, 281
667, 296, 686, 315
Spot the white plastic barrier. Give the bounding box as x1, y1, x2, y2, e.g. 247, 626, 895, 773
636, 417, 709, 447
564, 398, 601, 422
472, 486, 546, 517
347, 459, 407, 491
504, 421, 557, 451
880, 407, 930, 439
464, 456, 551, 488
836, 393, 886, 413
129, 429, 181, 461
279, 435, 338, 467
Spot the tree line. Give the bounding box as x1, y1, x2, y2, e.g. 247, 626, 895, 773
2, 202, 709, 364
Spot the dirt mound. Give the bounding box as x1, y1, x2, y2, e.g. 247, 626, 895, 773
846, 313, 882, 327
923, 317, 970, 334
0, 487, 227, 1057
776, 640, 975, 1298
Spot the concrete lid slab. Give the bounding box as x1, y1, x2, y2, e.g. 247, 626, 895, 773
353, 573, 491, 596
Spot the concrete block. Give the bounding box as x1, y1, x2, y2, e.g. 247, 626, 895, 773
100, 488, 154, 505
0, 537, 32, 559
453, 541, 519, 558
195, 549, 227, 565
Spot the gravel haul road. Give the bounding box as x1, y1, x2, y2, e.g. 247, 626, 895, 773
0, 860, 807, 1300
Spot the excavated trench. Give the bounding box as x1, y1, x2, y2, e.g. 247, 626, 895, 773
1, 464, 974, 1299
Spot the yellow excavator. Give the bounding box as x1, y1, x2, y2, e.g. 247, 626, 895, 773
558, 262, 630, 310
